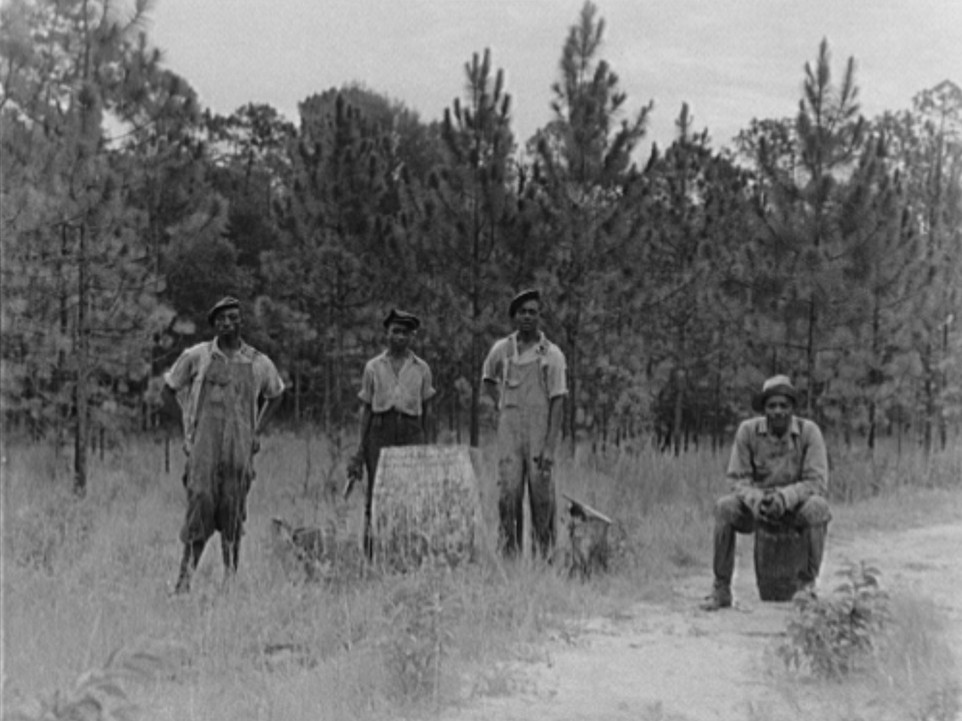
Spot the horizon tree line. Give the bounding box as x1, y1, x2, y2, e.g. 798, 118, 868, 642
2, 0, 960, 493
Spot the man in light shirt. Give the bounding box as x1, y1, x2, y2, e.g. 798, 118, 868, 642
482, 289, 567, 558
162, 296, 285, 593
701, 375, 831, 610
349, 308, 435, 558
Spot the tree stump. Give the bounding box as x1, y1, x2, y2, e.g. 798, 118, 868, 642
754, 521, 808, 601
372, 445, 484, 572
563, 493, 612, 580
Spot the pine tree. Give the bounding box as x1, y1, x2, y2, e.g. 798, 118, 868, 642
738, 40, 867, 424
636, 105, 756, 452
880, 82, 962, 451
429, 48, 517, 446
530, 1, 653, 448
269, 89, 413, 428
1, 0, 200, 492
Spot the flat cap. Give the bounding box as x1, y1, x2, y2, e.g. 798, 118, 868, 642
509, 288, 541, 317
383, 308, 421, 330
751, 374, 798, 412
207, 296, 240, 326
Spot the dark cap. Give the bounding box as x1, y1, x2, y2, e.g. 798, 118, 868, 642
207, 296, 240, 326
509, 288, 541, 317
383, 308, 421, 331
751, 374, 798, 412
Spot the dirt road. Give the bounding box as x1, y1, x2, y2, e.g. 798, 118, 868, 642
444, 521, 962, 721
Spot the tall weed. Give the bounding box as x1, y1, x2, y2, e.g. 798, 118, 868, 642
2, 432, 960, 720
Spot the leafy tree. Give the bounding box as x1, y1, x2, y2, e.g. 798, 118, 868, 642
739, 40, 868, 423
1, 0, 200, 492
877, 82, 962, 451
530, 0, 652, 448
268, 89, 414, 427
429, 48, 517, 446
637, 105, 757, 452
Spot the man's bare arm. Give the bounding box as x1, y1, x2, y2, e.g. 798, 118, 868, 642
542, 395, 565, 463
255, 394, 284, 436
421, 398, 434, 443
483, 378, 499, 407
356, 403, 373, 458
160, 384, 181, 421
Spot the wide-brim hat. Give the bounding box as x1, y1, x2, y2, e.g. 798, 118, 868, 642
509, 288, 541, 317
383, 308, 420, 331
751, 374, 798, 412
207, 296, 240, 326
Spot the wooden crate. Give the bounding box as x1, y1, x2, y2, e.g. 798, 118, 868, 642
371, 445, 484, 571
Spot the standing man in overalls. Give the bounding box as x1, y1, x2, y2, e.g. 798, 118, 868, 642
162, 296, 285, 593
482, 289, 567, 558
348, 308, 436, 559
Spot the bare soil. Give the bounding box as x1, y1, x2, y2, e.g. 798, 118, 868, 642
443, 520, 962, 721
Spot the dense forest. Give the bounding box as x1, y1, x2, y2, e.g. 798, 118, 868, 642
2, 0, 961, 492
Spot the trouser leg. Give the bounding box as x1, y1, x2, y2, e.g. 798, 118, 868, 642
175, 540, 206, 593
712, 494, 755, 586
363, 430, 383, 561
363, 468, 376, 560
497, 451, 525, 557
221, 533, 241, 574
219, 483, 247, 575
800, 523, 826, 584
496, 409, 525, 557
795, 495, 831, 584
529, 462, 557, 558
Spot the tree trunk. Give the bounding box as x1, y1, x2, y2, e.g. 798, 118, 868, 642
805, 297, 817, 418
922, 344, 934, 455
672, 368, 684, 457
566, 321, 579, 455
74, 223, 89, 496
469, 284, 481, 447
940, 321, 949, 450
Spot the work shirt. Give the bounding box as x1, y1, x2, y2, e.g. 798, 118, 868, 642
482, 331, 567, 409
358, 350, 435, 417
726, 415, 829, 510
164, 338, 285, 453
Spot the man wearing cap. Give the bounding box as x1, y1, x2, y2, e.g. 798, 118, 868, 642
701, 375, 831, 610
162, 297, 285, 593
482, 289, 567, 558
349, 308, 436, 558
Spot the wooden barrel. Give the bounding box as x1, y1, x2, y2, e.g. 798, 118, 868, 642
371, 445, 484, 571
753, 522, 808, 601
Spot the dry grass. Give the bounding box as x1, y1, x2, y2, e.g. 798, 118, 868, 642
1, 432, 960, 720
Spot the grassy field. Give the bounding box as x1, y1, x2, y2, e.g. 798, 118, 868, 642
2, 430, 960, 720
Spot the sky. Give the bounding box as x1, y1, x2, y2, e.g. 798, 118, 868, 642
147, 0, 961, 154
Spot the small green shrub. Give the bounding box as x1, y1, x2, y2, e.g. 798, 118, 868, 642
777, 561, 891, 679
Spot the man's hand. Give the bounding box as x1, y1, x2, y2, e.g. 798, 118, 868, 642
758, 490, 787, 522
343, 454, 365, 500
534, 452, 554, 479
348, 453, 364, 480
744, 488, 766, 519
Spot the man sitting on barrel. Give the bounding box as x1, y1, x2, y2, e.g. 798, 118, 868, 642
700, 375, 831, 611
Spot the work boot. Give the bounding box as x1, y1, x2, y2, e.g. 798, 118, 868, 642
699, 582, 732, 611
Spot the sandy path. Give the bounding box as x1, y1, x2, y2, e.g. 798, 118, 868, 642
443, 521, 962, 721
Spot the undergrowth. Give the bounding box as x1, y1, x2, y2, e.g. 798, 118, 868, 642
2, 434, 960, 720
778, 561, 891, 679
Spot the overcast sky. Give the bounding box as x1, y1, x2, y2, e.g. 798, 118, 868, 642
147, 0, 961, 154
